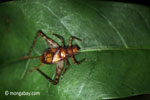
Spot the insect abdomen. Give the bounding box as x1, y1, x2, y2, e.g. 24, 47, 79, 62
41, 48, 58, 64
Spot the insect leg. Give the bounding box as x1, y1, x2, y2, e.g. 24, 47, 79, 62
24, 31, 40, 59
69, 36, 82, 47
61, 59, 69, 79
23, 31, 59, 59
36, 68, 54, 84
52, 33, 65, 47
22, 56, 41, 60
54, 60, 64, 85
32, 63, 62, 85
28, 63, 44, 73
23, 63, 44, 79
38, 31, 59, 48
16, 56, 41, 65
71, 56, 85, 64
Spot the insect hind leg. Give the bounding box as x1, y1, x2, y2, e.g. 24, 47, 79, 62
38, 31, 59, 48
61, 59, 69, 79
23, 31, 59, 59
36, 68, 55, 84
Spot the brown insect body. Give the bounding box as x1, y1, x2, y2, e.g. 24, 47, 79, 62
24, 31, 84, 85
41, 46, 79, 64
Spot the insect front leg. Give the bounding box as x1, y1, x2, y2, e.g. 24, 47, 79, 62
69, 36, 82, 47
52, 33, 65, 47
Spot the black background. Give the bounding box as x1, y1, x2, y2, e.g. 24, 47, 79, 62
0, 0, 150, 6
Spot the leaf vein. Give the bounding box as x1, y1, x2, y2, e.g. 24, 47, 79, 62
83, 3, 129, 48
102, 14, 128, 48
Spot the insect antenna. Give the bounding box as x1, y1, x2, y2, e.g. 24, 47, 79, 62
0, 56, 41, 67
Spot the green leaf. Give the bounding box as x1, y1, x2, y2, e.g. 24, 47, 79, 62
0, 0, 150, 100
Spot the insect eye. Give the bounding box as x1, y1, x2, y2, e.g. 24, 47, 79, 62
77, 45, 80, 50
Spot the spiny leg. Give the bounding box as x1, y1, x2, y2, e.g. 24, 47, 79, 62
23, 30, 59, 59
69, 36, 82, 47
61, 59, 69, 79
71, 56, 85, 64
52, 33, 65, 47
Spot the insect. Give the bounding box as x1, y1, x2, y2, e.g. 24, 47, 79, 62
23, 30, 84, 85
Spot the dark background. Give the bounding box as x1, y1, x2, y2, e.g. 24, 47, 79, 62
0, 0, 150, 6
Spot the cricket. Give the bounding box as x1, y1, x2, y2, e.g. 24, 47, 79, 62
23, 30, 84, 85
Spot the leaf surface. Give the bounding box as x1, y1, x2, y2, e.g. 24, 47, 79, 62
0, 0, 150, 100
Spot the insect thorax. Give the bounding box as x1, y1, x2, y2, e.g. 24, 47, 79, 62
41, 46, 79, 64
